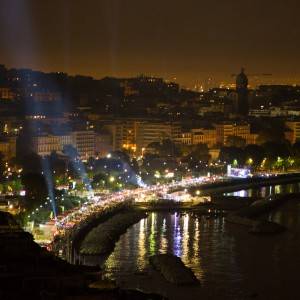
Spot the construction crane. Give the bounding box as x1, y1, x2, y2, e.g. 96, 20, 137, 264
230, 69, 273, 87
231, 73, 272, 77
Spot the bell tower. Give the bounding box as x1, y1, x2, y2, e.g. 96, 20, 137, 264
236, 68, 249, 116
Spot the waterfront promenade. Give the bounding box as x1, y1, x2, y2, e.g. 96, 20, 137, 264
49, 172, 300, 262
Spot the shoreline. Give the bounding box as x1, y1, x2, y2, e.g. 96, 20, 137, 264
98, 192, 300, 299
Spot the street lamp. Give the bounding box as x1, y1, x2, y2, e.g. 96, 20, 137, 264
247, 158, 253, 165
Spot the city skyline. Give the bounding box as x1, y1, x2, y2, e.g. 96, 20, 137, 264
1, 0, 300, 88
2, 62, 300, 91
2, 2, 300, 299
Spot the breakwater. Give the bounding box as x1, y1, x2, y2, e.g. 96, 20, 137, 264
52, 200, 134, 263
149, 254, 199, 286
190, 173, 300, 195
80, 210, 147, 256
225, 193, 300, 233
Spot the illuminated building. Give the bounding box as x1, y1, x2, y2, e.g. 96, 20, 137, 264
174, 127, 217, 148
31, 91, 61, 102
249, 108, 272, 117
285, 121, 300, 144
0, 136, 16, 160
246, 133, 259, 145
209, 148, 220, 161
175, 132, 192, 145
249, 106, 300, 118
95, 133, 113, 157
215, 122, 249, 144
135, 121, 179, 154
25, 115, 68, 125
71, 131, 95, 160
191, 128, 217, 148
104, 120, 136, 152
0, 117, 22, 135
32, 135, 64, 156
32, 134, 76, 156
121, 80, 139, 97
215, 122, 257, 145
198, 104, 226, 116
32, 134, 72, 156
0, 87, 14, 100
284, 128, 294, 144
104, 120, 180, 154
32, 131, 96, 159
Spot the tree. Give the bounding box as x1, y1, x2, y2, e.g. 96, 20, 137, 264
8, 179, 23, 194
0, 152, 5, 181
49, 151, 67, 176
292, 142, 300, 156
179, 144, 193, 157
111, 150, 131, 164
226, 135, 246, 148
63, 144, 79, 159
262, 141, 291, 161
147, 139, 181, 157
18, 152, 42, 174
219, 146, 246, 165
256, 119, 286, 144
21, 173, 48, 209
188, 144, 210, 162
92, 172, 107, 188
244, 144, 265, 167
130, 158, 139, 174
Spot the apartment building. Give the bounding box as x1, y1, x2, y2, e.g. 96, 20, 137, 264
71, 130, 95, 160
0, 136, 17, 160
32, 131, 96, 160
215, 122, 253, 145
285, 121, 300, 144
191, 128, 217, 148
104, 120, 180, 154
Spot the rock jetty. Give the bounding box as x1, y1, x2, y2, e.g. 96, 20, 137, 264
80, 210, 146, 255
225, 196, 288, 234
149, 254, 199, 286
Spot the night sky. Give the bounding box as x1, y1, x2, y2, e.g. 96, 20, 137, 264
0, 0, 300, 87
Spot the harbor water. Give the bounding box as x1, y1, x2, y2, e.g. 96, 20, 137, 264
96, 183, 300, 299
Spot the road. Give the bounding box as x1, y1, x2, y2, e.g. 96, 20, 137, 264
54, 175, 220, 238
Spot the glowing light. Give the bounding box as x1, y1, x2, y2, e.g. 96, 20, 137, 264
154, 171, 161, 178
247, 158, 253, 165
165, 172, 174, 178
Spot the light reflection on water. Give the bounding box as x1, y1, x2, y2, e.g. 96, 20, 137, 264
103, 212, 240, 289
101, 183, 300, 298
